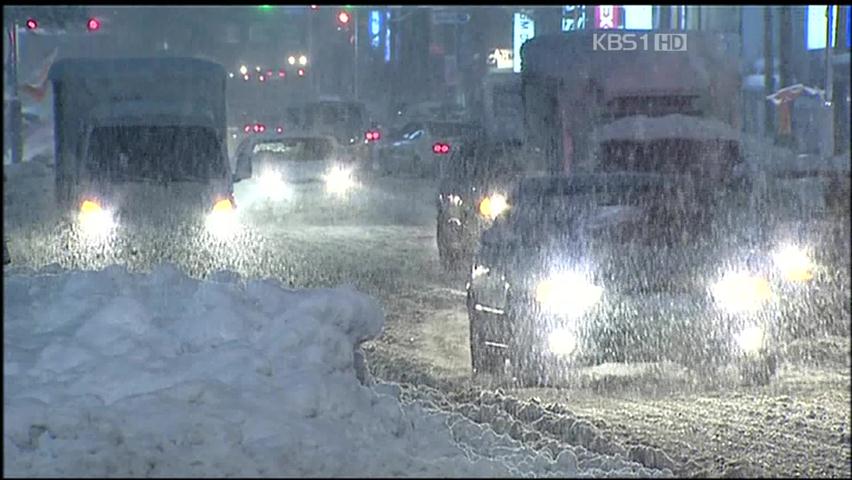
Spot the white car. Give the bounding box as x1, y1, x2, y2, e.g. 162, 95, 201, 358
377, 120, 483, 178
232, 132, 360, 209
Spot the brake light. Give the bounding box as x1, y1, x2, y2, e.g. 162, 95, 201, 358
433, 143, 450, 154
253, 123, 266, 133
278, 70, 286, 78
244, 124, 252, 133
365, 130, 381, 142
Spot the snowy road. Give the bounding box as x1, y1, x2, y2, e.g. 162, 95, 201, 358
4, 159, 851, 477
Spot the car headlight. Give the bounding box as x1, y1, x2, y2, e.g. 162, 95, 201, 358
478, 193, 509, 220
734, 325, 765, 355
710, 271, 773, 314
256, 169, 289, 201
445, 194, 462, 207
535, 271, 602, 317
205, 198, 239, 239
77, 199, 116, 238
772, 244, 814, 282
324, 166, 356, 195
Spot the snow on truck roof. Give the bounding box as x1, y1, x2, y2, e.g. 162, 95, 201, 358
48, 57, 226, 81
594, 114, 741, 142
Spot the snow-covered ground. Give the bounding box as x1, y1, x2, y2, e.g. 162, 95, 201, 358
3, 265, 668, 477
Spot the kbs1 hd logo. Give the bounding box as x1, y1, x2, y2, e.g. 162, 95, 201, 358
592, 32, 688, 52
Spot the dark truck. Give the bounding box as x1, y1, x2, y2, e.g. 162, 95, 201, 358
48, 57, 238, 241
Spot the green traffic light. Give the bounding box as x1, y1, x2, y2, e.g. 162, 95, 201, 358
258, 5, 273, 11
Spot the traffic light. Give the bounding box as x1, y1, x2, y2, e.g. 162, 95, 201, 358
86, 17, 101, 32
25, 18, 38, 30
337, 10, 351, 28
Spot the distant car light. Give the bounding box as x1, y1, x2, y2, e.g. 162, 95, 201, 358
278, 70, 286, 78
288, 56, 296, 65
324, 166, 356, 195
243, 74, 250, 81
772, 244, 815, 282
535, 271, 602, 317
297, 68, 305, 77
244, 124, 252, 133
711, 271, 773, 314
240, 65, 248, 75
276, 126, 284, 134
298, 55, 308, 66
257, 170, 288, 201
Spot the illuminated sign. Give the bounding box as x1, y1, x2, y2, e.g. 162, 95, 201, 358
806, 5, 848, 50
513, 12, 535, 73
594, 5, 621, 29
623, 5, 653, 30
370, 10, 382, 48
385, 11, 392, 63
562, 6, 586, 31
487, 48, 514, 70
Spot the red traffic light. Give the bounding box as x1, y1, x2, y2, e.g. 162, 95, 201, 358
337, 11, 350, 25
25, 18, 38, 30
87, 17, 101, 32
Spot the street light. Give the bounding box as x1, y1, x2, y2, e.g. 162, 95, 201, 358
337, 10, 351, 27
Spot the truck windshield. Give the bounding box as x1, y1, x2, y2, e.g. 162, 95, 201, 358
86, 126, 225, 182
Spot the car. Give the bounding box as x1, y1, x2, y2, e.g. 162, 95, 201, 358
466, 173, 795, 387
436, 139, 525, 272
48, 57, 238, 243
378, 120, 483, 178
232, 131, 361, 209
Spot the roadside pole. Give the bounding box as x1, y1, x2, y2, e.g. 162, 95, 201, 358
823, 5, 835, 158
6, 21, 23, 164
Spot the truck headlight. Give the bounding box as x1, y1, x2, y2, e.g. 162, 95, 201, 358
772, 244, 814, 282
734, 325, 765, 355
205, 198, 238, 239
478, 193, 509, 220
535, 272, 602, 317
710, 271, 773, 314
324, 166, 356, 195
77, 199, 116, 239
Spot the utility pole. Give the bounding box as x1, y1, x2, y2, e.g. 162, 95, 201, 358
764, 6, 775, 139
6, 21, 23, 164
778, 5, 793, 148
353, 7, 359, 100
823, 5, 835, 157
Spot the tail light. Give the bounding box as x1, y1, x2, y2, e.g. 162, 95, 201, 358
297, 68, 305, 77
244, 124, 252, 133
253, 124, 266, 133
276, 126, 284, 134
364, 130, 381, 142
433, 142, 450, 154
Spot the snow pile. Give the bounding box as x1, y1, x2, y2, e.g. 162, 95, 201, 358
4, 265, 669, 477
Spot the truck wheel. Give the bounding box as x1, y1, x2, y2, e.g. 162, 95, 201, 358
740, 352, 778, 386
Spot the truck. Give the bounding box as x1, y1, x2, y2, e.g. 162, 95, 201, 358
480, 70, 524, 144
48, 57, 237, 240
519, 30, 742, 176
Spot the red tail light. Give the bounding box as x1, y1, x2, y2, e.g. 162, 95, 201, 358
278, 70, 286, 78
365, 131, 374, 141
244, 124, 252, 133
372, 130, 381, 141
297, 68, 305, 77
433, 143, 450, 154
253, 124, 266, 133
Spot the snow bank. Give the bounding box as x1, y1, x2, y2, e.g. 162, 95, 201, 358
4, 265, 668, 477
